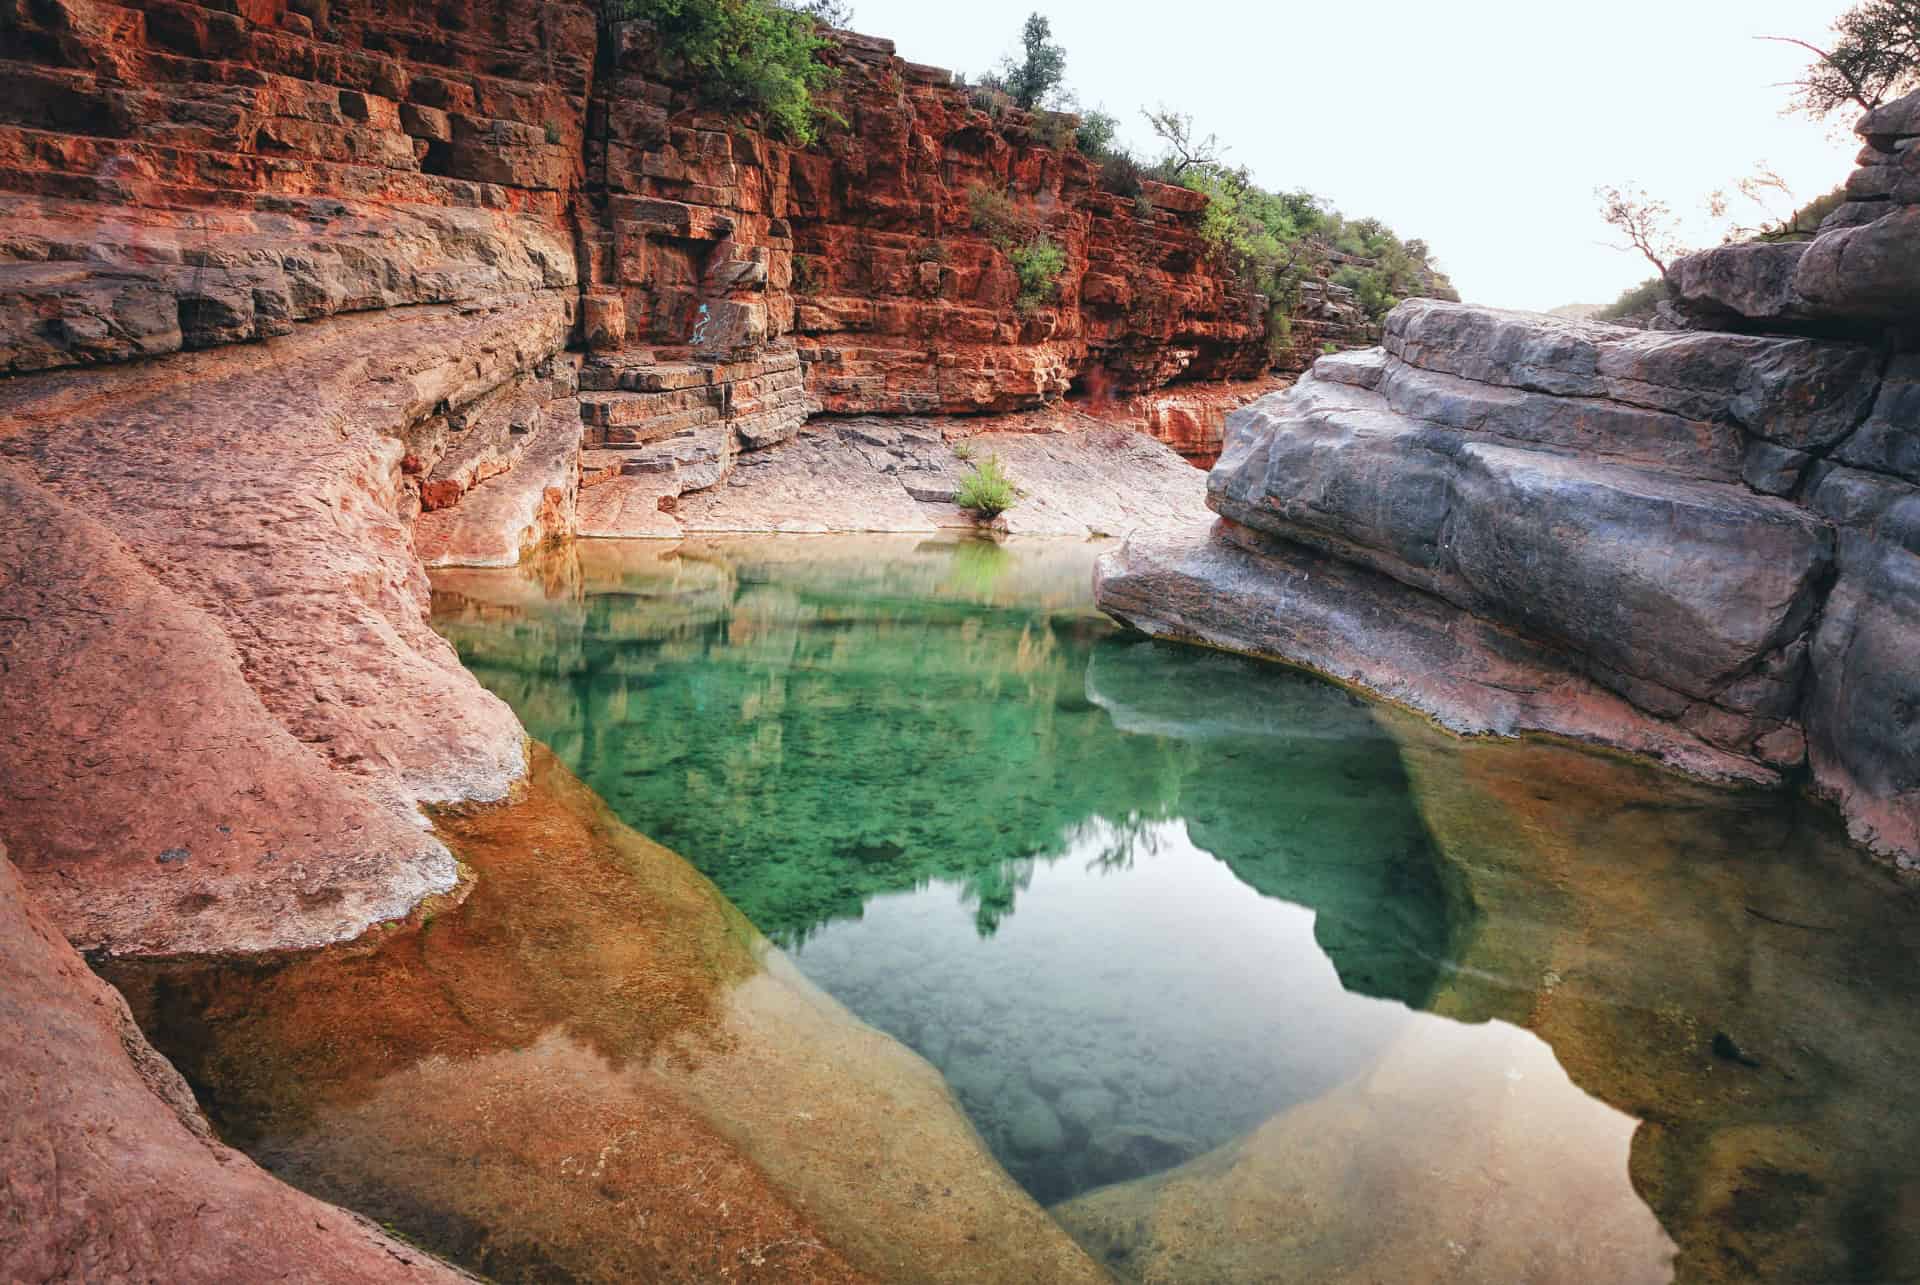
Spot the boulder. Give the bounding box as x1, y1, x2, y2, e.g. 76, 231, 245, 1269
1100, 295, 1920, 866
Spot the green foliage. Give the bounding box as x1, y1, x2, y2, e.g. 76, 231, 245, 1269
998, 12, 1067, 110
968, 184, 1034, 247
966, 77, 1013, 120
606, 0, 841, 145
781, 0, 851, 26
1075, 109, 1121, 157
543, 121, 562, 144
1756, 186, 1849, 241
792, 254, 825, 294
1008, 236, 1067, 313
1595, 276, 1671, 322
1175, 158, 1441, 330
1100, 152, 1146, 198
1031, 111, 1077, 151
1265, 303, 1293, 362
955, 454, 1019, 517
1771, 0, 1920, 119
1332, 263, 1397, 320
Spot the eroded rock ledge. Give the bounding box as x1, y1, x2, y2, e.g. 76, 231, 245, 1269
0, 297, 572, 957
1097, 293, 1920, 867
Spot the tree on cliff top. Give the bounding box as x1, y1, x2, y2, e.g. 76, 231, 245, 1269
1596, 184, 1686, 284
999, 13, 1068, 110
1143, 107, 1225, 179
782, 0, 851, 27
1765, 0, 1920, 118
609, 0, 842, 144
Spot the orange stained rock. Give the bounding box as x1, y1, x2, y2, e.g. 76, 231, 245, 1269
107, 746, 1107, 1285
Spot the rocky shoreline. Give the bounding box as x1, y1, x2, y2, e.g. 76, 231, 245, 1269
1094, 91, 1920, 867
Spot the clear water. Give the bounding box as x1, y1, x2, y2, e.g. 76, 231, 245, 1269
105, 534, 1920, 1284
422, 535, 1920, 1285
431, 537, 1460, 1204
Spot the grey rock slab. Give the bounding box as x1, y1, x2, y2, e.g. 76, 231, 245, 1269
1836, 353, 1920, 485
1793, 204, 1920, 321
1383, 300, 1883, 448
1091, 523, 1778, 786
1860, 86, 1920, 145
1445, 443, 1834, 700
1671, 239, 1809, 324
1209, 377, 1834, 701
1805, 522, 1920, 866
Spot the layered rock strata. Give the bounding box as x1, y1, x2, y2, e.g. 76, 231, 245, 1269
0, 0, 596, 374
1676, 88, 1920, 331
1098, 290, 1920, 862
581, 25, 1270, 415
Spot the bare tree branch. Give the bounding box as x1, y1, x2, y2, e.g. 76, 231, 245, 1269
1757, 34, 1880, 113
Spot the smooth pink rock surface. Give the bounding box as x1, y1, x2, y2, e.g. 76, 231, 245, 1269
0, 845, 471, 1282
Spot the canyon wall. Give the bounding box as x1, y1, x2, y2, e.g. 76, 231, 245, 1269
582, 25, 1271, 412
1096, 88, 1920, 870
0, 2, 1303, 1277
551, 19, 1285, 537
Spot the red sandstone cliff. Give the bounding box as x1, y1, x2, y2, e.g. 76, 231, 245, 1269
581, 24, 1270, 415
0, 3, 1292, 1276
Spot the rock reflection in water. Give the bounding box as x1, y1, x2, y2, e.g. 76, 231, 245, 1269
428, 535, 1920, 1283
430, 536, 1485, 1204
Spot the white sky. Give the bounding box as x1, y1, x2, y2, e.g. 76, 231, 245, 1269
842, 0, 1865, 310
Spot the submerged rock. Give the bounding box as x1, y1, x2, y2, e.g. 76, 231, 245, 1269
1055, 723, 1920, 1283
0, 845, 470, 1283
1007, 1094, 1066, 1156
103, 746, 1106, 1285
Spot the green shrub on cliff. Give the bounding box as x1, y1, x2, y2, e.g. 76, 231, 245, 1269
1075, 109, 1121, 158
1009, 236, 1067, 313
955, 454, 1019, 517
1180, 159, 1446, 327
968, 184, 1033, 246
605, 0, 841, 144
1755, 186, 1849, 242
1595, 276, 1671, 322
